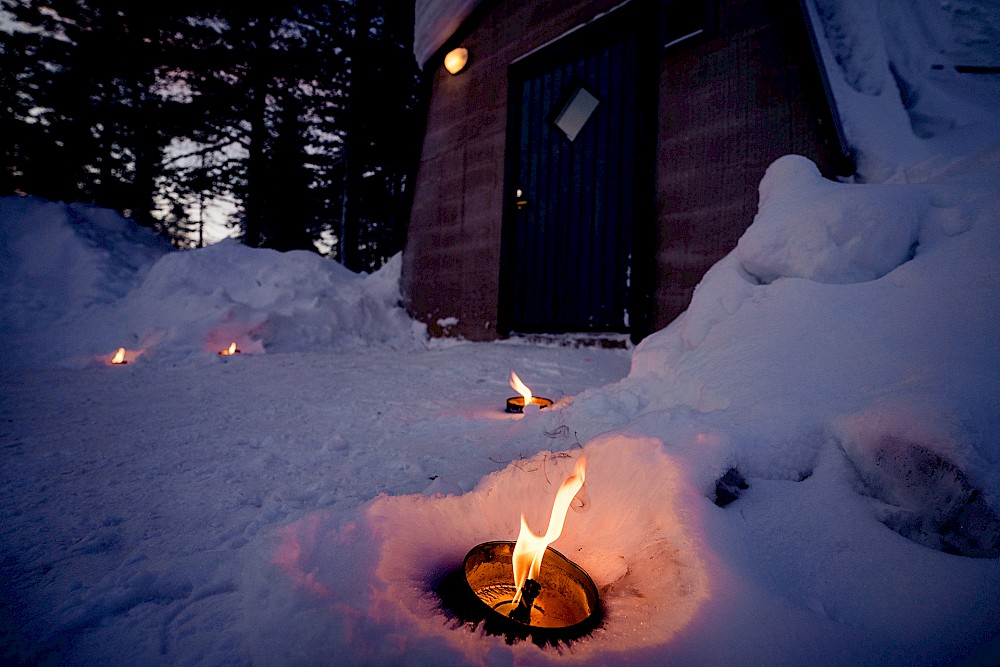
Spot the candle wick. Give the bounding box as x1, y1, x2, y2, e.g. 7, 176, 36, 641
509, 578, 541, 624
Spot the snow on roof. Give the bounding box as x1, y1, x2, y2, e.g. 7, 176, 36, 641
801, 0, 1000, 178
413, 0, 484, 68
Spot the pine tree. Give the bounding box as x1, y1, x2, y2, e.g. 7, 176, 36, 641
0, 0, 424, 262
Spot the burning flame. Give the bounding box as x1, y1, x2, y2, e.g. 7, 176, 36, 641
219, 342, 238, 356
509, 370, 532, 406
111, 347, 126, 364
511, 456, 587, 605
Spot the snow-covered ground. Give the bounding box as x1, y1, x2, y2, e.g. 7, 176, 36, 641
3, 2, 1000, 665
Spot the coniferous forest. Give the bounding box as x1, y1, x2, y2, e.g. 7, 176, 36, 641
0, 0, 423, 272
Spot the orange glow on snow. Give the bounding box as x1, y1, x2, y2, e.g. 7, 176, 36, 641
272, 514, 333, 599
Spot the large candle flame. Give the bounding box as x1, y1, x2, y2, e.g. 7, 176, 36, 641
111, 347, 126, 364
509, 370, 533, 407
511, 456, 587, 606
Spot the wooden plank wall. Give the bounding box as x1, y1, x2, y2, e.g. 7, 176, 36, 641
653, 0, 847, 329
402, 0, 848, 341
401, 0, 625, 340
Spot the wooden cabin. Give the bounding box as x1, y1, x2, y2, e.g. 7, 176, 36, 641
401, 0, 851, 344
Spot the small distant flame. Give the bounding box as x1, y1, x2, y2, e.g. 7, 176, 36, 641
219, 342, 239, 356
509, 370, 532, 406
111, 347, 126, 364
511, 456, 587, 605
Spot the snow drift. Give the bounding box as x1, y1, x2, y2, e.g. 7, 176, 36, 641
0, 196, 426, 369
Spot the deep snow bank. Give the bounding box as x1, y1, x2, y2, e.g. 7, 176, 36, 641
0, 196, 173, 365
0, 196, 427, 368
107, 239, 425, 363
564, 147, 1000, 555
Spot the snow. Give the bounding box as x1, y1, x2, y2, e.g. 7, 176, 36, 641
3, 4, 1000, 666
805, 0, 1000, 179
413, 0, 483, 68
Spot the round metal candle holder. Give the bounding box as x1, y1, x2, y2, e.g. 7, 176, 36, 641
505, 396, 554, 413
454, 541, 601, 645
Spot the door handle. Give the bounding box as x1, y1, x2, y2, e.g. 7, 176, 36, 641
515, 188, 528, 210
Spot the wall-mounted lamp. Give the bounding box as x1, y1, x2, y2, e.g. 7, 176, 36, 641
444, 47, 469, 75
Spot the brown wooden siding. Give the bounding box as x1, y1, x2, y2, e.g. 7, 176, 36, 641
652, 0, 847, 329
402, 0, 627, 340
402, 0, 848, 341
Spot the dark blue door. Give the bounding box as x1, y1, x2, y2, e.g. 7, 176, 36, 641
499, 4, 653, 338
